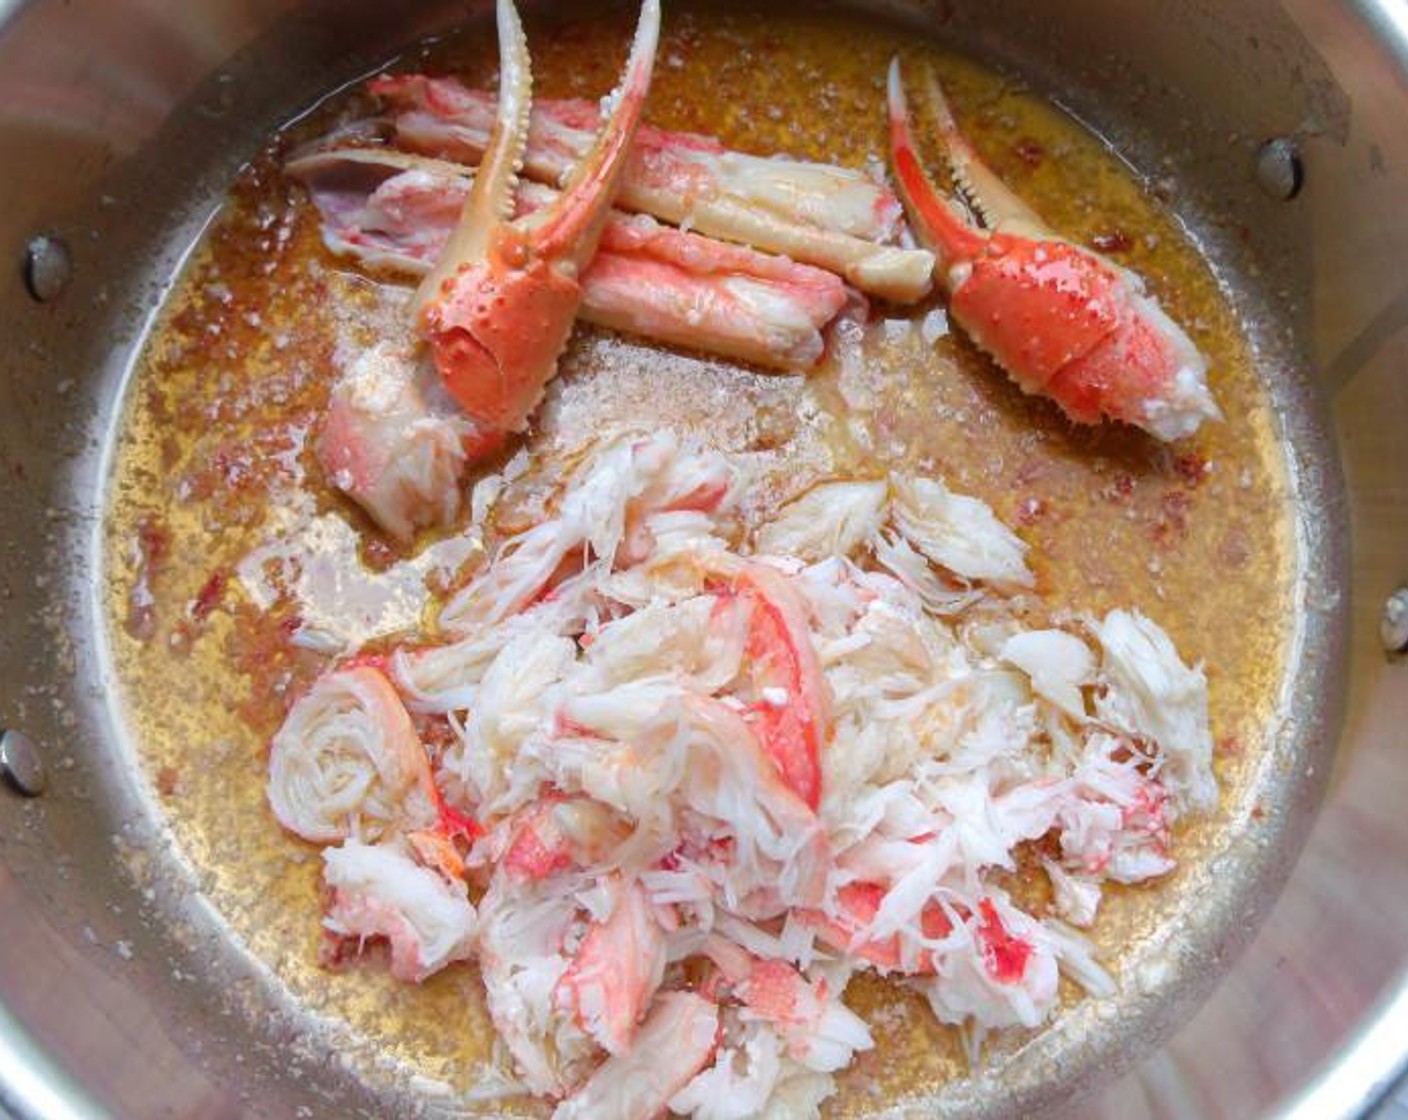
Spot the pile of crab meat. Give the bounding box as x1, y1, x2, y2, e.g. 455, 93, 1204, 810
267, 428, 1216, 1119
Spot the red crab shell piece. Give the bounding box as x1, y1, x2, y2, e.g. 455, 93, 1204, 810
415, 0, 661, 441
886, 58, 1220, 441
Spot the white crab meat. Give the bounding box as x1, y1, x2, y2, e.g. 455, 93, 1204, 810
554, 875, 668, 1056
917, 895, 1061, 1032
753, 481, 888, 562
1094, 609, 1216, 816
1043, 858, 1103, 928
440, 631, 578, 812
477, 871, 598, 1097
260, 425, 1222, 1113
889, 474, 1033, 588
1059, 732, 1176, 882
1001, 629, 1095, 720
554, 991, 720, 1120
267, 665, 435, 843
316, 341, 478, 542
322, 839, 476, 982
438, 430, 738, 634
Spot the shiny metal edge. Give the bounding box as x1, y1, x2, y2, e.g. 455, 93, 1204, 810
1280, 977, 1408, 1120
0, 7, 261, 1120
0, 1002, 104, 1120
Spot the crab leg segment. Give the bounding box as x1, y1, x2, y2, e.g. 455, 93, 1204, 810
885, 64, 986, 278
288, 147, 849, 371
886, 59, 1220, 441
417, 0, 532, 306
415, 0, 661, 436
375, 73, 936, 303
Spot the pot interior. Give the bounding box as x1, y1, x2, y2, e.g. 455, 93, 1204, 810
0, 2, 1367, 1118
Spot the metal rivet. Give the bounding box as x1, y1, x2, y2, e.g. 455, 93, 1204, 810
1255, 138, 1304, 201
23, 234, 73, 302
1383, 588, 1408, 655
0, 729, 47, 796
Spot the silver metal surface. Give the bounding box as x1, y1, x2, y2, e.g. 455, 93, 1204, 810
0, 1, 1403, 1118
1380, 589, 1408, 654
1256, 137, 1306, 200
21, 235, 72, 303
0, 731, 46, 797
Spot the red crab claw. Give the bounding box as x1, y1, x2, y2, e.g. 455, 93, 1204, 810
886, 59, 1220, 442
415, 0, 661, 438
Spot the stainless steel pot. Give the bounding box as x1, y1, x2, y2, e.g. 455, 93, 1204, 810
0, 1, 1404, 1117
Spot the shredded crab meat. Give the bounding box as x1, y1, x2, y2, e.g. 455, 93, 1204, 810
265, 428, 1219, 1119
267, 664, 436, 843
322, 838, 477, 982
753, 480, 888, 562
890, 473, 1034, 589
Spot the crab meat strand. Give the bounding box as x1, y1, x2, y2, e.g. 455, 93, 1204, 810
1094, 609, 1215, 815
702, 944, 874, 1072
553, 991, 720, 1120
554, 875, 667, 1055
373, 73, 935, 302
415, 0, 661, 439
1000, 628, 1094, 720
287, 147, 849, 372
752, 480, 889, 562
731, 563, 833, 810
477, 869, 597, 1096
321, 838, 477, 982
889, 473, 1033, 589
799, 881, 952, 974
557, 684, 830, 911
886, 59, 1220, 440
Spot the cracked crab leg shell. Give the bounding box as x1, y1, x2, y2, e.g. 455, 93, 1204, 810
374, 74, 936, 303
520, 0, 661, 271
918, 65, 1047, 237
885, 57, 986, 286
646, 188, 934, 304
376, 78, 905, 241
415, 0, 532, 318
287, 147, 849, 371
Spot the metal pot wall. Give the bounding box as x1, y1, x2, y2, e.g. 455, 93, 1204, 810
0, 1, 1404, 1117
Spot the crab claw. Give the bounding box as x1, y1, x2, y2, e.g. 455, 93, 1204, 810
887, 59, 1220, 442
415, 0, 661, 439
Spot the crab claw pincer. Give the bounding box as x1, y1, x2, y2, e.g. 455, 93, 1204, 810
415, 0, 661, 440
886, 59, 1220, 442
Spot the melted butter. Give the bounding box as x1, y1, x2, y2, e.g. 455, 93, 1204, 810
103, 4, 1293, 1112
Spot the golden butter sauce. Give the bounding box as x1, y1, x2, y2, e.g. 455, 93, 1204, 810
103, 4, 1293, 1112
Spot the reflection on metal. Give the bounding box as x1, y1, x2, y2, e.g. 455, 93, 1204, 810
1256, 137, 1305, 200
0, 730, 46, 797
1282, 977, 1408, 1120
0, 1001, 102, 1120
